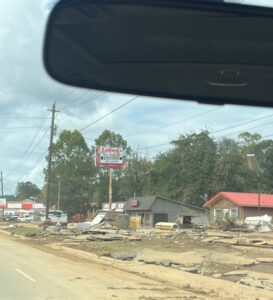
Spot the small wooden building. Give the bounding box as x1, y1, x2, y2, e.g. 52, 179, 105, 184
124, 195, 208, 227
203, 192, 273, 224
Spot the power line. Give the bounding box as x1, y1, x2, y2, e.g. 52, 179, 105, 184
0, 116, 50, 119
19, 149, 48, 183
132, 113, 273, 153
58, 90, 90, 111
212, 112, 273, 135
222, 120, 273, 138
56, 88, 78, 103
80, 95, 139, 132
57, 91, 105, 125
7, 147, 49, 192
125, 108, 219, 138
6, 128, 50, 178
6, 112, 50, 177
0, 126, 46, 130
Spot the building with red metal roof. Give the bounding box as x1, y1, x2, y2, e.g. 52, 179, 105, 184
203, 192, 273, 223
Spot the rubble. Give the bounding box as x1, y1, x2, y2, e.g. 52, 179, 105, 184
223, 270, 250, 276
257, 257, 273, 263
245, 215, 273, 232
239, 277, 273, 291
155, 222, 179, 231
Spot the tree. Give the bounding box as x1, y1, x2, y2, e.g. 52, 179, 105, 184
152, 131, 216, 206
238, 132, 262, 157
4, 195, 16, 201
121, 153, 153, 198
212, 138, 247, 193
45, 130, 96, 216
94, 129, 131, 154
15, 181, 41, 201
256, 139, 273, 193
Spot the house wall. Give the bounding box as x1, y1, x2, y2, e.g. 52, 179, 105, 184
208, 197, 242, 223
126, 210, 152, 226
191, 213, 210, 226
182, 205, 210, 226
151, 198, 183, 223
208, 197, 273, 223
242, 207, 273, 218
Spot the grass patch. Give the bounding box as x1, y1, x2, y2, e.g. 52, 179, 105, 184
7, 226, 39, 236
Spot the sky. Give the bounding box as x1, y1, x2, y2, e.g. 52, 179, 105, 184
1, 0, 273, 194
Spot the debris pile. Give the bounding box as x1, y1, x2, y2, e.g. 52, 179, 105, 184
244, 215, 272, 232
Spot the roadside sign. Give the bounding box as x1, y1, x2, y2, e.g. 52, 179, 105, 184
8, 203, 21, 209
95, 147, 126, 169
0, 198, 6, 208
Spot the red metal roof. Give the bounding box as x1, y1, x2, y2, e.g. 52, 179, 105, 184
203, 192, 273, 208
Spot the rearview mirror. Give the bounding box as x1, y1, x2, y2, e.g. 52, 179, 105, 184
44, 0, 273, 106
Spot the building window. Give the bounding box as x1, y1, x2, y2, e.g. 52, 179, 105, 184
223, 209, 229, 219
214, 209, 223, 222
230, 208, 239, 220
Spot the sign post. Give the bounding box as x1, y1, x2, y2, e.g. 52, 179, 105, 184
95, 147, 127, 211
0, 198, 6, 220
109, 168, 112, 211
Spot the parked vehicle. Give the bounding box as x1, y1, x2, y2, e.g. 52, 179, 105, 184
17, 214, 33, 222
40, 210, 68, 226
4, 214, 18, 222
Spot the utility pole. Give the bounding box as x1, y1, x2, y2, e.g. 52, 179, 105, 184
57, 176, 61, 210
1, 171, 4, 220
46, 103, 59, 219
109, 168, 112, 211
246, 154, 261, 216
0, 171, 3, 197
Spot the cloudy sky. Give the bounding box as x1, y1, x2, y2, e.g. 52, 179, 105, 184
1, 0, 273, 194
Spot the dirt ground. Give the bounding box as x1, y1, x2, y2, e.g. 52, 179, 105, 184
2, 224, 273, 299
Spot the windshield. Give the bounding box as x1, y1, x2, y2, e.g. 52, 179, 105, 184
225, 0, 273, 7
1, 0, 273, 299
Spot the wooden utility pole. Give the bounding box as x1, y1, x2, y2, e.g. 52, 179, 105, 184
1, 171, 4, 220
46, 103, 58, 219
0, 171, 3, 197
109, 168, 112, 211
57, 176, 61, 210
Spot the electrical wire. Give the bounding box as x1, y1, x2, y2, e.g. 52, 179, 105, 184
5, 112, 50, 177
125, 108, 219, 138
79, 95, 139, 132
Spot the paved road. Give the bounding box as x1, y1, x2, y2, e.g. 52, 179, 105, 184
0, 234, 188, 300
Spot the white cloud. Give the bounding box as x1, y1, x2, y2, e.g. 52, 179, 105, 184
1, 0, 273, 194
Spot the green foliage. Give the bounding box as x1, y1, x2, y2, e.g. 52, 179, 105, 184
4, 195, 16, 201
94, 129, 131, 154
15, 181, 41, 201
121, 153, 153, 197
42, 128, 273, 214
46, 130, 96, 215
212, 138, 247, 193
151, 131, 216, 206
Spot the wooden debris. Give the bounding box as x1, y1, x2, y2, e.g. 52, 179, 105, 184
213, 238, 238, 245
223, 270, 249, 276
202, 237, 221, 243
257, 258, 273, 263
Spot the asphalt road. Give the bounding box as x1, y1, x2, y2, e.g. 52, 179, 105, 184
0, 234, 187, 300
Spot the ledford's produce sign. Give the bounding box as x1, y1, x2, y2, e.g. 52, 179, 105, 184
95, 147, 126, 169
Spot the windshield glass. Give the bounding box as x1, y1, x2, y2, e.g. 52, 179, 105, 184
225, 0, 273, 7
1, 1, 273, 299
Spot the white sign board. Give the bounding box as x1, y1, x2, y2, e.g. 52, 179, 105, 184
0, 198, 6, 207
8, 203, 21, 209
33, 203, 45, 209
96, 147, 125, 169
